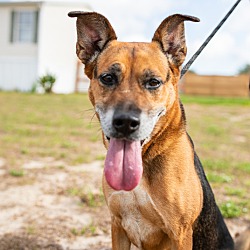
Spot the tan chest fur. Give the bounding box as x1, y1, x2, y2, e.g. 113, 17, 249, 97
104, 180, 171, 249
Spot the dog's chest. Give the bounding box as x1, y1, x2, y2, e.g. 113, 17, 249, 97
107, 185, 168, 248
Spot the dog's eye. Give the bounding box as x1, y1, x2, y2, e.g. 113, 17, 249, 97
145, 78, 162, 90
99, 73, 117, 86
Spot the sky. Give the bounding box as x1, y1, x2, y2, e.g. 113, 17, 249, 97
84, 0, 250, 75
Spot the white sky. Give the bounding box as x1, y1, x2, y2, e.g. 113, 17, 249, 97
86, 0, 250, 75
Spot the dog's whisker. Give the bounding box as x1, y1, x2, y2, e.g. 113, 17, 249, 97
90, 112, 97, 122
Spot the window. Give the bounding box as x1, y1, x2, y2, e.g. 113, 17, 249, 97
11, 10, 38, 44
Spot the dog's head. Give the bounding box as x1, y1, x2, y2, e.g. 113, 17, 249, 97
69, 12, 199, 191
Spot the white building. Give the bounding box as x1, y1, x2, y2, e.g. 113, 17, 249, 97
0, 0, 91, 93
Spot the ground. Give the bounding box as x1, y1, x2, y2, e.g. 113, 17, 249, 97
0, 158, 111, 250
0, 157, 249, 250
0, 158, 250, 250
0, 93, 249, 249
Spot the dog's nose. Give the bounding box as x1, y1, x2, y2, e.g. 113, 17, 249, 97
113, 113, 140, 136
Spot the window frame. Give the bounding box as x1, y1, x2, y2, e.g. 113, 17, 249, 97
10, 9, 39, 44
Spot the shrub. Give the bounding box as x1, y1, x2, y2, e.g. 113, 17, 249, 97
36, 73, 56, 93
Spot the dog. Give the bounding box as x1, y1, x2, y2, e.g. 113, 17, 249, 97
68, 11, 247, 250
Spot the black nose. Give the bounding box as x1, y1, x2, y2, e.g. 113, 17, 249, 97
113, 113, 140, 136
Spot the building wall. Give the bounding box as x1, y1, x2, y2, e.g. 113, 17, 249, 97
38, 2, 91, 93
0, 1, 91, 93
0, 4, 38, 91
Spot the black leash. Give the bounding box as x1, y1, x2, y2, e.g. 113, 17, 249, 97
180, 0, 243, 79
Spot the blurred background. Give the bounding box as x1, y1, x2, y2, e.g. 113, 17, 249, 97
0, 0, 249, 249
0, 0, 249, 93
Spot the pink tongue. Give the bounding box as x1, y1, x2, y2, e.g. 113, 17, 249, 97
104, 138, 143, 191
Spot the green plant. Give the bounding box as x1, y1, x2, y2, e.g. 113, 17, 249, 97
9, 169, 24, 177
81, 191, 105, 207
238, 64, 250, 75
220, 201, 242, 218
67, 187, 82, 196
71, 223, 97, 236
37, 73, 56, 93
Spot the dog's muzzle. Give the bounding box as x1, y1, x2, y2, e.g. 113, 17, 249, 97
96, 102, 166, 142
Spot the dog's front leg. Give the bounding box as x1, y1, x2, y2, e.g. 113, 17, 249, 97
112, 218, 131, 250
171, 228, 193, 250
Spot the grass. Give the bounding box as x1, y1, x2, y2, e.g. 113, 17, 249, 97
0, 92, 249, 219
207, 172, 232, 184
9, 169, 24, 177
225, 187, 246, 198
181, 95, 250, 106
71, 223, 97, 236
220, 201, 244, 218
182, 95, 250, 219
81, 191, 105, 207
67, 187, 105, 207
0, 92, 104, 166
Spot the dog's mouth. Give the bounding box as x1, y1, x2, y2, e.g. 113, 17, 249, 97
104, 137, 143, 191
106, 136, 145, 146
102, 107, 166, 191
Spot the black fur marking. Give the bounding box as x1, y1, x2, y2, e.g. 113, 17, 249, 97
140, 69, 163, 90
166, 71, 170, 82
179, 100, 187, 126
142, 69, 160, 81
108, 63, 122, 75
187, 134, 234, 250
98, 63, 123, 85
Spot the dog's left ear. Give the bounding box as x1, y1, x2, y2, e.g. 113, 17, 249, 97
152, 14, 199, 67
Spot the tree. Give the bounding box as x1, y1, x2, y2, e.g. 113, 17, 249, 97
238, 64, 250, 75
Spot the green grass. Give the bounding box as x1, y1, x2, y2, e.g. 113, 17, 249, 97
206, 125, 225, 136
80, 190, 105, 207
225, 187, 246, 198
181, 95, 250, 106
207, 172, 232, 184
71, 223, 97, 236
67, 187, 105, 207
183, 96, 250, 219
220, 201, 243, 218
0, 92, 249, 219
9, 169, 24, 177
0, 92, 104, 166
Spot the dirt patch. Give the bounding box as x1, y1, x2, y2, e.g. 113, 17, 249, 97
0, 159, 111, 250
0, 158, 249, 250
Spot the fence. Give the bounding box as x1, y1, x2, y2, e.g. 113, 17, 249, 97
181, 73, 249, 97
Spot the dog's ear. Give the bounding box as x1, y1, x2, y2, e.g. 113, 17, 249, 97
68, 11, 117, 77
152, 14, 199, 68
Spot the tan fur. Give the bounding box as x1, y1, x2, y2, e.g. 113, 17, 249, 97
103, 134, 202, 249
88, 41, 202, 249
68, 11, 249, 250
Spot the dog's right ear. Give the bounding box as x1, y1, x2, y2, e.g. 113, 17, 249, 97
68, 11, 117, 77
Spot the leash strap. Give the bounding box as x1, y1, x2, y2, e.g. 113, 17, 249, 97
180, 0, 243, 79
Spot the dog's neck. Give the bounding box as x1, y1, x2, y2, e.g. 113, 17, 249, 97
142, 97, 193, 185
142, 96, 187, 157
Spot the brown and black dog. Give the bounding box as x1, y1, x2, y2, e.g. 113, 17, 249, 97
68, 11, 247, 250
